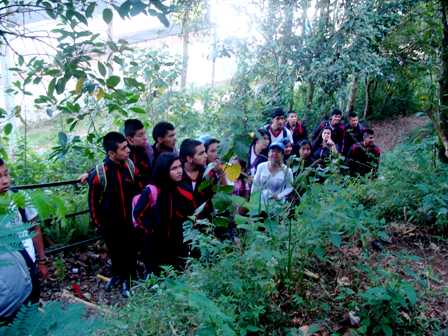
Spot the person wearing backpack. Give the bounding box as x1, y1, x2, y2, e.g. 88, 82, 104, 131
132, 152, 186, 275
88, 132, 140, 298
152, 121, 177, 164
262, 108, 293, 146
124, 119, 154, 187
0, 158, 48, 318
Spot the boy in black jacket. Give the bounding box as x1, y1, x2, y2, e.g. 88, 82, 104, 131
124, 119, 153, 188
88, 132, 139, 298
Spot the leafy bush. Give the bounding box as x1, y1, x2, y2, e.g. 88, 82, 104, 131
359, 137, 448, 234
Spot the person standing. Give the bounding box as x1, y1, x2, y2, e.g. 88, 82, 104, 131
88, 132, 139, 298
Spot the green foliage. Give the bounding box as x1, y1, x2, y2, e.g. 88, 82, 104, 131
359, 136, 448, 233
0, 302, 103, 336
357, 272, 428, 335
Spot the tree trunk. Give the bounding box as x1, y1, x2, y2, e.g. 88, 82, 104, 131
363, 75, 371, 120
306, 81, 315, 112
346, 75, 359, 114
438, 0, 448, 159
181, 9, 190, 89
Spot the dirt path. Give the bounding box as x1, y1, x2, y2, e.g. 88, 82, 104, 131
371, 115, 430, 151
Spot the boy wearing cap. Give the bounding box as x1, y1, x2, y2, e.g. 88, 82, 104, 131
251, 141, 293, 208
263, 108, 293, 145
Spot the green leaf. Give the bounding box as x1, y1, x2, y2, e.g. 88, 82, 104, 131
329, 231, 342, 248
156, 13, 170, 27
97, 62, 107, 77
214, 216, 229, 228
86, 2, 96, 17
18, 55, 24, 66
58, 132, 68, 146
130, 107, 146, 114
55, 77, 68, 94
129, 0, 146, 16
3, 123, 13, 135
74, 11, 88, 25
106, 75, 120, 88
102, 8, 113, 24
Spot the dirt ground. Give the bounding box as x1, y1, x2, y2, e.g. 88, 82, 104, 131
371, 114, 430, 151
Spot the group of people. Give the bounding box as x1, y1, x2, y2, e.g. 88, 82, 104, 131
86, 107, 381, 298
0, 107, 382, 318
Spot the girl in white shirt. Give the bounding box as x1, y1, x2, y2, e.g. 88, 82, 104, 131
251, 141, 294, 207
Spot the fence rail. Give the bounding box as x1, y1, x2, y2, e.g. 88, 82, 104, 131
12, 178, 99, 255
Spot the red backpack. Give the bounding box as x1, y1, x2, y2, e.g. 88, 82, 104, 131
132, 184, 159, 229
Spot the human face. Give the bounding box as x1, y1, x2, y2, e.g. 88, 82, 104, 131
364, 134, 374, 147
287, 113, 297, 127
159, 129, 176, 149
109, 141, 130, 163
206, 142, 219, 163
191, 144, 207, 168
322, 129, 332, 142
0, 165, 11, 193
127, 128, 148, 147
169, 159, 183, 182
284, 143, 293, 156
330, 114, 342, 126
349, 117, 359, 128
268, 148, 283, 164
256, 135, 270, 151
271, 116, 285, 130
299, 144, 311, 159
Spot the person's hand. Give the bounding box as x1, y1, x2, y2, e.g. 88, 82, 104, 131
78, 173, 89, 184
38, 262, 49, 279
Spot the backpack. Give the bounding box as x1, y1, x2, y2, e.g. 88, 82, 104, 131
95, 159, 135, 203
132, 184, 159, 229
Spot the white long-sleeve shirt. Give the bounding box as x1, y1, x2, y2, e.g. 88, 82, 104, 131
251, 162, 293, 206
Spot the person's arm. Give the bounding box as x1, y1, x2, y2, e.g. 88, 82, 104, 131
88, 172, 102, 229
31, 224, 48, 279
277, 168, 294, 199
133, 187, 154, 232
250, 164, 263, 194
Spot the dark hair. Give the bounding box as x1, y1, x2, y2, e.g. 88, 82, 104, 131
251, 128, 269, 147
331, 108, 342, 116
271, 107, 286, 119
179, 139, 202, 163
322, 127, 332, 134
287, 110, 297, 116
363, 128, 374, 137
281, 137, 292, 146
124, 119, 144, 138
152, 121, 175, 142
152, 152, 180, 187
298, 140, 311, 149
200, 136, 220, 152
103, 132, 126, 152
0, 158, 4, 166
348, 112, 358, 118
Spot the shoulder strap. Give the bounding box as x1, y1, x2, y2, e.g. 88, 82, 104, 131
18, 207, 27, 223
283, 127, 287, 138
148, 185, 159, 206
127, 159, 135, 182
95, 163, 107, 193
